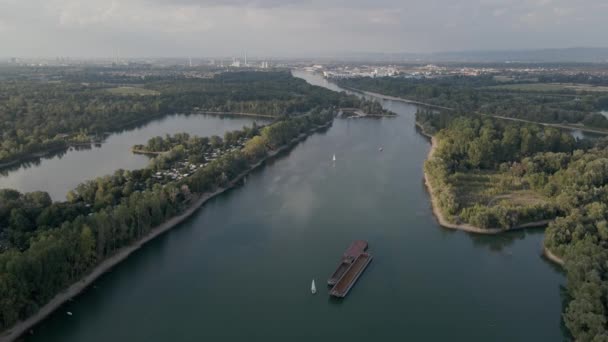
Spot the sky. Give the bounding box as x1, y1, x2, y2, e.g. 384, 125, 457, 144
1, 0, 607, 58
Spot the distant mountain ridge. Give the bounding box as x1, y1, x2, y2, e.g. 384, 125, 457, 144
329, 47, 608, 63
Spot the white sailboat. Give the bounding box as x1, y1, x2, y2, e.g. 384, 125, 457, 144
332, 154, 336, 162
311, 279, 317, 294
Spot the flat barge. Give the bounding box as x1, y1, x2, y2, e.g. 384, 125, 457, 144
329, 252, 373, 298
327, 240, 368, 286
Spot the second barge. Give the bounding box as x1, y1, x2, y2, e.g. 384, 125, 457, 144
329, 252, 373, 298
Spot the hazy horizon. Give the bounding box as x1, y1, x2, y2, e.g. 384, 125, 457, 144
5, 46, 608, 61
2, 0, 608, 58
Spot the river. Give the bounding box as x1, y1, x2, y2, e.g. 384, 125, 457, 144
21, 71, 566, 341
0, 114, 266, 201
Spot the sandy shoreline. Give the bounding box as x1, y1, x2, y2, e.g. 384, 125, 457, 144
0, 121, 331, 342
421, 128, 552, 235
418, 121, 568, 270
543, 245, 565, 266
131, 148, 165, 155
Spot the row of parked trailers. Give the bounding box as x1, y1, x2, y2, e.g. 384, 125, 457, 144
327, 240, 373, 298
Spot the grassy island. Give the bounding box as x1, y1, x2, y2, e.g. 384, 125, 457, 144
420, 112, 573, 231
419, 109, 608, 340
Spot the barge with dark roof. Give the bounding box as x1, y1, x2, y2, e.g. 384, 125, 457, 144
327, 240, 372, 298
327, 240, 368, 286
329, 252, 373, 298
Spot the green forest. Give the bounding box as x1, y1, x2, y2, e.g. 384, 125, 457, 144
0, 70, 375, 169
419, 110, 608, 340
338, 75, 608, 129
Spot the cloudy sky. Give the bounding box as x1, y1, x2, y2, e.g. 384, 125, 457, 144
1, 0, 607, 57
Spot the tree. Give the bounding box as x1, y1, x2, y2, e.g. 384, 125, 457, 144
78, 226, 96, 272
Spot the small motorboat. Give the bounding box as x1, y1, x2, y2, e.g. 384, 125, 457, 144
332, 154, 336, 162
66, 311, 73, 316
378, 147, 383, 151
311, 279, 317, 294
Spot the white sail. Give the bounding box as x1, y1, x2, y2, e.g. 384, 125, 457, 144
311, 279, 317, 294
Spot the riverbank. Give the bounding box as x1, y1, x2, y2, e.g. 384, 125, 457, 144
0, 145, 70, 172
338, 107, 396, 118
0, 120, 332, 342
131, 148, 164, 156
543, 245, 565, 266
345, 84, 608, 137
418, 117, 569, 269
421, 128, 552, 235
193, 111, 277, 119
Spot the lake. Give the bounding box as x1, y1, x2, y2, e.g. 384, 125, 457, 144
22, 71, 567, 341
0, 114, 267, 201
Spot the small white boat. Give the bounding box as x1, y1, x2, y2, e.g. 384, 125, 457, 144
311, 279, 317, 294
379, 147, 383, 151
66, 311, 73, 316
332, 154, 336, 161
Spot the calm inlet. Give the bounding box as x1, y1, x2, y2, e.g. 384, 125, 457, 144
0, 114, 266, 200
23, 72, 566, 341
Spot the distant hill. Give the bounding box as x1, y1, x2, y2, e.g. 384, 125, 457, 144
330, 47, 608, 63
430, 47, 608, 63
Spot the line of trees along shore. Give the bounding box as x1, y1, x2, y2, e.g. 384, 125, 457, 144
420, 110, 608, 340
0, 70, 376, 169
338, 75, 608, 129
0, 107, 334, 332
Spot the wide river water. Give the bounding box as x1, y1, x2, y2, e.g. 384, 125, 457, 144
21, 71, 566, 341
0, 114, 266, 201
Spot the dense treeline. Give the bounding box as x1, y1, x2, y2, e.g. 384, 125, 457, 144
344, 99, 394, 116
133, 124, 262, 170
0, 108, 334, 331
339, 76, 608, 128
0, 70, 370, 168
134, 123, 260, 154
421, 111, 608, 340
422, 113, 575, 228
0, 79, 163, 164
541, 147, 608, 339
538, 73, 608, 86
